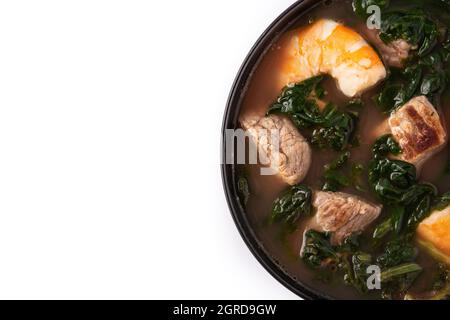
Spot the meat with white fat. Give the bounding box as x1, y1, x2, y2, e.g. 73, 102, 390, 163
312, 191, 382, 245
240, 114, 312, 185
365, 29, 413, 68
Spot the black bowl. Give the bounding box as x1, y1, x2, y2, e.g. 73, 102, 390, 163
220, 0, 332, 300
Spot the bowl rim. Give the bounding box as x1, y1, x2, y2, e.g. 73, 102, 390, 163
220, 0, 335, 300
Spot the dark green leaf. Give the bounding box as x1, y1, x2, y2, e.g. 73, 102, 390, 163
369, 158, 417, 203
324, 151, 351, 171
270, 77, 356, 151
315, 83, 326, 99
267, 76, 324, 127
391, 205, 406, 234
377, 235, 417, 268
301, 230, 373, 293
421, 72, 445, 95
373, 134, 402, 157
321, 152, 365, 192
420, 52, 442, 67
344, 252, 373, 292
434, 192, 450, 211
401, 65, 424, 101
311, 104, 356, 151
407, 192, 434, 228
401, 183, 437, 206
237, 176, 250, 208
380, 10, 438, 57
380, 263, 422, 299
376, 83, 403, 113
373, 218, 393, 240
271, 185, 313, 232
322, 170, 351, 191
373, 205, 406, 240
301, 230, 337, 268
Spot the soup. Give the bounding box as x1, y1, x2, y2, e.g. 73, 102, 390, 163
235, 0, 450, 300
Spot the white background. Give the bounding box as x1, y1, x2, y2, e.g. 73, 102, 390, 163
0, 0, 299, 299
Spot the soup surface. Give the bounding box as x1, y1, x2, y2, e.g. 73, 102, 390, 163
236, 0, 450, 299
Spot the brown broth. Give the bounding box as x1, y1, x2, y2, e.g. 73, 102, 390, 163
238, 0, 450, 299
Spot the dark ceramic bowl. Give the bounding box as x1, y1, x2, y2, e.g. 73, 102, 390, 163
221, 0, 332, 300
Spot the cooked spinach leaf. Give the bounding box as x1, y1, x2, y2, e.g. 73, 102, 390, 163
441, 39, 450, 63
375, 226, 419, 281
375, 64, 436, 112
369, 133, 438, 237
343, 252, 373, 292
420, 51, 443, 67
380, 10, 438, 56
324, 151, 351, 172
421, 71, 446, 95
315, 82, 326, 99
390, 205, 405, 234
373, 217, 393, 240
369, 156, 437, 233
311, 104, 356, 151
373, 205, 405, 240
373, 134, 402, 157
394, 65, 424, 108
237, 176, 250, 208
377, 235, 417, 268
380, 263, 423, 299
376, 82, 403, 114
406, 264, 450, 300
322, 151, 351, 192
375, 73, 410, 113
322, 170, 351, 192
403, 183, 437, 228
269, 77, 357, 151
321, 152, 367, 192
434, 191, 450, 210
369, 158, 416, 202
381, 263, 422, 282
302, 230, 373, 292
271, 185, 313, 232
301, 229, 423, 297
267, 76, 325, 128
301, 229, 424, 298
301, 230, 338, 268
375, 28, 450, 113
